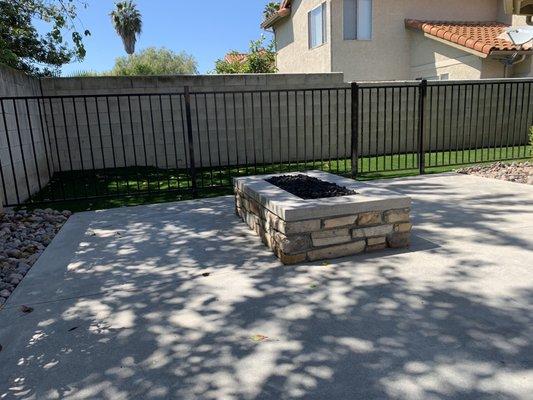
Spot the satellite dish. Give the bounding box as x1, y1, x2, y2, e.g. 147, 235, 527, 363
508, 27, 533, 44
499, 26, 533, 46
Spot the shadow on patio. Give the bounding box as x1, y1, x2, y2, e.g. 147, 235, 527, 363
0, 174, 532, 400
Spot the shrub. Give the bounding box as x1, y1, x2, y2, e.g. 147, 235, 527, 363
111, 47, 198, 76
214, 35, 276, 74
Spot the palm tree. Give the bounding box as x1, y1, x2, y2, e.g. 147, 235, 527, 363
110, 1, 142, 55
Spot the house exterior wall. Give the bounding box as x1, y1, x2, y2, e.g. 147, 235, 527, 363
272, 0, 530, 81
274, 0, 332, 74
331, 0, 499, 81
408, 32, 484, 80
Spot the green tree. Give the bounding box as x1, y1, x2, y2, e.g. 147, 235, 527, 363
110, 1, 142, 55
0, 0, 90, 76
111, 47, 198, 76
214, 36, 276, 74
263, 2, 280, 19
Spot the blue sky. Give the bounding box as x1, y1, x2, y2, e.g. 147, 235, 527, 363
60, 0, 271, 76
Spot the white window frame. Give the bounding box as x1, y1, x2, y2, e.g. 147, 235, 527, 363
343, 0, 373, 41
308, 3, 327, 49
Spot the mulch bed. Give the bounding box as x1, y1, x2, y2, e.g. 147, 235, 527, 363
266, 174, 356, 199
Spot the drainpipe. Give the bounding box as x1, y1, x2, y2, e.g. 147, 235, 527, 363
501, 52, 527, 77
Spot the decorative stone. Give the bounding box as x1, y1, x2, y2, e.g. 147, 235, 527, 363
394, 223, 413, 233
323, 215, 358, 229
273, 232, 312, 254
307, 241, 366, 261
234, 171, 411, 264
366, 243, 388, 252
357, 211, 382, 227
283, 219, 321, 235
367, 237, 386, 246
0, 289, 11, 298
387, 232, 410, 248
384, 209, 410, 224
248, 199, 262, 217
312, 229, 351, 247
8, 273, 23, 283
275, 248, 307, 265
352, 225, 393, 239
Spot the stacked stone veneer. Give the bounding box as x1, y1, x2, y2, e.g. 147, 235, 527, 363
235, 187, 411, 265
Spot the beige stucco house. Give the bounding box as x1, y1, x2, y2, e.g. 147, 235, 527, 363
262, 0, 533, 81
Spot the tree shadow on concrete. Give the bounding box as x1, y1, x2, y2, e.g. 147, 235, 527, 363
0, 175, 532, 399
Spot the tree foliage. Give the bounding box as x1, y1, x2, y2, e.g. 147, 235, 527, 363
111, 47, 198, 76
263, 2, 280, 19
110, 1, 142, 55
0, 0, 90, 76
214, 36, 276, 74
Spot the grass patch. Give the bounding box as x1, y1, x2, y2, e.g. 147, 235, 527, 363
22, 145, 531, 213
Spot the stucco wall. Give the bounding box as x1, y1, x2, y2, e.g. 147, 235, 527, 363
409, 32, 484, 80
274, 0, 332, 74
0, 65, 53, 207
274, 0, 520, 81
330, 0, 500, 81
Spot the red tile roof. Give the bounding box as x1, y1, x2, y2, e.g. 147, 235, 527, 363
224, 53, 248, 64
261, 0, 292, 29
405, 19, 532, 55
224, 50, 271, 64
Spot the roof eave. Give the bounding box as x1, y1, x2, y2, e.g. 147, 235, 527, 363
261, 8, 291, 30
420, 32, 491, 58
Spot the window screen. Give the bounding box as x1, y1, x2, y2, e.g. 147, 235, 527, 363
309, 3, 327, 48
344, 0, 372, 40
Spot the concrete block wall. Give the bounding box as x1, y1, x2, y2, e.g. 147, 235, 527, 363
357, 82, 532, 158
0, 65, 53, 206
39, 73, 349, 170
1, 66, 531, 206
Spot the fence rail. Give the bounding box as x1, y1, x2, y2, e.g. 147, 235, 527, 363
0, 79, 531, 207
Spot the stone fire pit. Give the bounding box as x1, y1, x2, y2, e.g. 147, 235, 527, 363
234, 171, 412, 265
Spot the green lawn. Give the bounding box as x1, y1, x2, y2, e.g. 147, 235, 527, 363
23, 145, 531, 212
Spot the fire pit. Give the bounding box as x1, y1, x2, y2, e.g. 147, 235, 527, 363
234, 171, 412, 265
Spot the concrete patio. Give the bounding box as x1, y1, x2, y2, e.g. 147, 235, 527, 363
0, 173, 532, 400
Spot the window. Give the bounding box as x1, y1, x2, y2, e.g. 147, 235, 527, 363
309, 3, 327, 49
343, 0, 372, 40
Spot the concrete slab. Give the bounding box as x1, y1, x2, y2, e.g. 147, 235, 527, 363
0, 174, 532, 400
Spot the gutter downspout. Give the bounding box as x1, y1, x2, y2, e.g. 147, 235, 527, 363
502, 52, 528, 77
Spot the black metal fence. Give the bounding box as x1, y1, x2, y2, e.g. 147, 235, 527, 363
0, 78, 531, 207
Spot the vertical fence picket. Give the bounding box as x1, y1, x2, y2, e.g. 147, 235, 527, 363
0, 78, 531, 207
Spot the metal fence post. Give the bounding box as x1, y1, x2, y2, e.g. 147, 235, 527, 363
418, 79, 428, 175
351, 82, 359, 179
184, 86, 198, 196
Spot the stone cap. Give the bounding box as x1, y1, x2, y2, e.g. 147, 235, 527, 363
234, 171, 411, 222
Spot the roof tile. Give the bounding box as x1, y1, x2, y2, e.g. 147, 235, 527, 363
405, 19, 531, 55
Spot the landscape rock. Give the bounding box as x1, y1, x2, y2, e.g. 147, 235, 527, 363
456, 161, 532, 184
0, 208, 70, 304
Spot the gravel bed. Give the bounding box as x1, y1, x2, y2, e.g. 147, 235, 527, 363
266, 174, 356, 199
456, 161, 533, 185
0, 208, 71, 307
